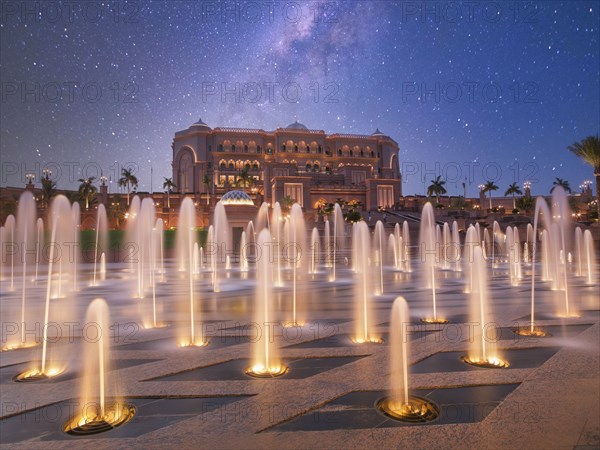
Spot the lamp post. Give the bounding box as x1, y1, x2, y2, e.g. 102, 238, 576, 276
25, 173, 35, 191
99, 175, 109, 205
523, 180, 531, 198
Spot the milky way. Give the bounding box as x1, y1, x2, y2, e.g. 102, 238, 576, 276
1, 1, 598, 196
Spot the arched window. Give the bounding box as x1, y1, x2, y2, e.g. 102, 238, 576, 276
318, 145, 322, 153
220, 162, 226, 170
252, 162, 259, 170
294, 145, 298, 152
244, 145, 248, 153
231, 145, 236, 152
281, 144, 286, 152
257, 145, 262, 153
349, 150, 353, 156
208, 145, 212, 152
218, 144, 223, 152
228, 162, 234, 170
314, 162, 321, 172
306, 162, 312, 171
360, 149, 364, 157
371, 151, 375, 157
325, 165, 331, 173
267, 147, 272, 154
306, 146, 310, 153
338, 149, 342, 156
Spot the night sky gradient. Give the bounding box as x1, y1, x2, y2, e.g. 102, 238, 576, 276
1, 1, 598, 197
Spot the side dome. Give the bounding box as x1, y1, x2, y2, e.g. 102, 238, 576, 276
286, 121, 308, 130
220, 190, 254, 206
192, 118, 211, 129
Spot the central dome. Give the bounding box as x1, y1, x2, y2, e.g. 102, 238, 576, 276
220, 190, 254, 206
286, 121, 308, 130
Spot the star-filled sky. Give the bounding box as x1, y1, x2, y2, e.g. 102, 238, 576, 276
1, 1, 598, 197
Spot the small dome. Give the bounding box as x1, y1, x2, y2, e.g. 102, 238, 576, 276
286, 121, 308, 130
220, 190, 254, 206
372, 128, 385, 136
192, 118, 210, 128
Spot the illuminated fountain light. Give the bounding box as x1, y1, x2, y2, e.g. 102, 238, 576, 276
91, 204, 108, 287
461, 246, 509, 368
246, 229, 288, 378
329, 203, 344, 282
583, 229, 596, 285
63, 298, 136, 435
34, 217, 44, 281
310, 227, 320, 275
376, 297, 440, 422
176, 198, 207, 347
373, 220, 385, 295
451, 221, 461, 272
419, 203, 448, 324
143, 227, 167, 330
351, 221, 384, 344
14, 195, 74, 379
284, 203, 307, 327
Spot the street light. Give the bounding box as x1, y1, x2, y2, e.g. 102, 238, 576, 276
42, 168, 52, 179
580, 180, 592, 192
100, 175, 108, 186
25, 173, 35, 184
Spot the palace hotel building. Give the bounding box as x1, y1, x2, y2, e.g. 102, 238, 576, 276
172, 119, 402, 211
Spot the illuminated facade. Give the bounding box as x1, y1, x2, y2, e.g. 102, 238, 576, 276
172, 119, 402, 211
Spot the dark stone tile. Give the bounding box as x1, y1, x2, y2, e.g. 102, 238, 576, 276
493, 324, 594, 341
146, 356, 368, 382
513, 310, 600, 322
115, 334, 253, 351
284, 330, 439, 349
266, 384, 521, 431
0, 396, 250, 443
0, 359, 161, 384
411, 347, 560, 374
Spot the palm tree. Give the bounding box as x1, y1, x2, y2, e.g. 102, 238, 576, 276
504, 182, 523, 209
203, 174, 211, 205
550, 177, 572, 194
163, 177, 176, 208
482, 181, 499, 209
568, 135, 600, 215
118, 168, 138, 206
426, 175, 447, 204
108, 196, 126, 229
40, 177, 57, 209
77, 177, 97, 210
516, 196, 535, 215
281, 195, 296, 215
236, 167, 254, 192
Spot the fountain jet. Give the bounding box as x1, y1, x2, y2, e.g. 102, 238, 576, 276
63, 298, 135, 435
246, 229, 288, 377
376, 297, 440, 422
